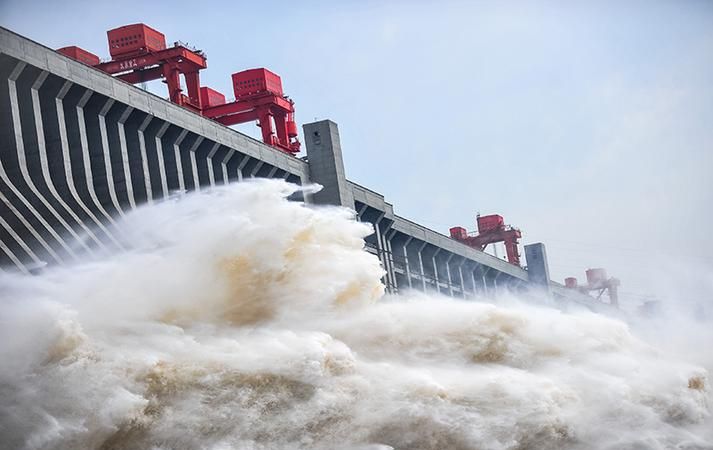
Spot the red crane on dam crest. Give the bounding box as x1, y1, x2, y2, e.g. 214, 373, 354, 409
449, 214, 523, 266
57, 23, 301, 154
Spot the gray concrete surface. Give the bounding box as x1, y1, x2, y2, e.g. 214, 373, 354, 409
0, 26, 607, 311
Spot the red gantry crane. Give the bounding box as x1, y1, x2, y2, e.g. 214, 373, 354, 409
56, 23, 300, 154
449, 214, 523, 266
565, 268, 620, 307
99, 24, 206, 111
200, 69, 301, 154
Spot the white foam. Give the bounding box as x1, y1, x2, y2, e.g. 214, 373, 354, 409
0, 179, 710, 449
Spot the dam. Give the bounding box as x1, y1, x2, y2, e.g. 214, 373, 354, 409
3, 8, 712, 449
0, 26, 601, 308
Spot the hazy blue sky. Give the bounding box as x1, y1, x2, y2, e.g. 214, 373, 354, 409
2, 0, 712, 304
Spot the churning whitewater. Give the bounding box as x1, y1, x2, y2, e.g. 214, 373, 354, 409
0, 180, 710, 450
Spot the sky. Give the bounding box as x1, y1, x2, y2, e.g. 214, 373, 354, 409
2, 0, 712, 307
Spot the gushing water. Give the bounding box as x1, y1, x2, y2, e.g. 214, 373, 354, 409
0, 180, 710, 450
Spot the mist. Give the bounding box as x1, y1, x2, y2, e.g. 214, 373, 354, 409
0, 180, 710, 450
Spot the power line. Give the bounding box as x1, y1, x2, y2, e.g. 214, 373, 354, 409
538, 238, 713, 262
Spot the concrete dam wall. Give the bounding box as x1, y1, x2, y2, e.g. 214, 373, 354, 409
1, 26, 595, 305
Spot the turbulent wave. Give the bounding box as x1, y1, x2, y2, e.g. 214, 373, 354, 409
0, 179, 711, 450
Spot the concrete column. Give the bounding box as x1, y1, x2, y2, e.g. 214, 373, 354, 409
524, 242, 551, 292
205, 142, 221, 187
171, 129, 189, 192
97, 99, 129, 215
432, 248, 442, 294
303, 120, 354, 208
457, 260, 467, 298
186, 135, 204, 191
220, 149, 235, 184
372, 213, 397, 293
137, 115, 155, 202
116, 106, 136, 208
445, 253, 454, 297
402, 236, 413, 289
471, 269, 478, 297
372, 212, 386, 267
384, 227, 398, 292
236, 154, 249, 181
356, 203, 368, 221
482, 267, 490, 296
417, 241, 428, 292
249, 161, 264, 178
154, 122, 171, 198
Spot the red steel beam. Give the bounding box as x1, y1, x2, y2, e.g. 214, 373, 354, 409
95, 46, 206, 75
450, 227, 522, 266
